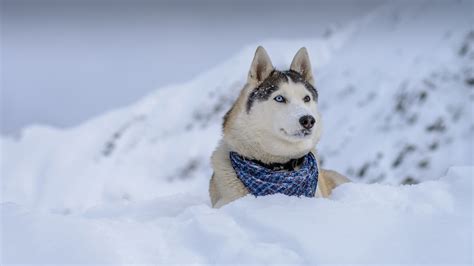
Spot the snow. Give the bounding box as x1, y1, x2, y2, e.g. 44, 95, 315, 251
2, 167, 472, 264
1, 0, 473, 264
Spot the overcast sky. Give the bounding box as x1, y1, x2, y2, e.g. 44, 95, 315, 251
1, 0, 383, 135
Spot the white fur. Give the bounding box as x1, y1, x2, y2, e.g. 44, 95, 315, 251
227, 80, 321, 161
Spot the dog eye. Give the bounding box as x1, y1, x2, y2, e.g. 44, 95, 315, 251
274, 95, 286, 103
303, 95, 311, 102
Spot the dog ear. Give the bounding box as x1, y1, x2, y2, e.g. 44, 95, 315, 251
290, 47, 314, 84
248, 46, 274, 83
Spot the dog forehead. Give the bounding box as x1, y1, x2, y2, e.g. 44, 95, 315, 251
278, 80, 308, 97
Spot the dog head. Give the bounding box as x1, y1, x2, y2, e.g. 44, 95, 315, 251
223, 46, 322, 163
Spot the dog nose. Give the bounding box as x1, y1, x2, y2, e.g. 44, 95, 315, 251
299, 115, 315, 129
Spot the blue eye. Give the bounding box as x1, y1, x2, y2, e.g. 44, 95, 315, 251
274, 95, 286, 103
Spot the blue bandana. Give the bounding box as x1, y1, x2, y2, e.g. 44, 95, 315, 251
229, 152, 318, 197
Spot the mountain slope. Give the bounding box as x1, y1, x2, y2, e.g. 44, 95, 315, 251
1, 0, 473, 212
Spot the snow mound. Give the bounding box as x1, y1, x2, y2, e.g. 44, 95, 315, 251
2, 167, 472, 264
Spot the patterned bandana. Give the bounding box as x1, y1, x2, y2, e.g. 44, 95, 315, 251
229, 151, 318, 197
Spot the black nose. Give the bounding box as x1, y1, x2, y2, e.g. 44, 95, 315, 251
299, 115, 315, 129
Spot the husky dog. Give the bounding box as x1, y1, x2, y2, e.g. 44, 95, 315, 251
210, 46, 349, 208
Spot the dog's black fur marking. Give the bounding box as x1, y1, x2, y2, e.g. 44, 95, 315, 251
246, 70, 287, 112
283, 70, 318, 102
245, 70, 318, 113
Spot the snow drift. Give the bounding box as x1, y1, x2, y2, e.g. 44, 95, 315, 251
2, 167, 472, 264
1, 0, 473, 264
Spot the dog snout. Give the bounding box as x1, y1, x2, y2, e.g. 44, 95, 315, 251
299, 115, 315, 129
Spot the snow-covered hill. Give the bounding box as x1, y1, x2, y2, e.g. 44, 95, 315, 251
1, 1, 473, 264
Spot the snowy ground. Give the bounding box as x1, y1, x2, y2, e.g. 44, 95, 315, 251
1, 0, 473, 264
2, 167, 472, 264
